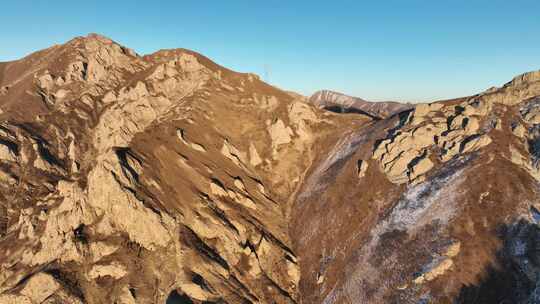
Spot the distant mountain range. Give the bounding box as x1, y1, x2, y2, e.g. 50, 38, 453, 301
309, 89, 413, 119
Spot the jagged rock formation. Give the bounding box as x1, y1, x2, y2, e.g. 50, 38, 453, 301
309, 90, 413, 119
1, 34, 540, 304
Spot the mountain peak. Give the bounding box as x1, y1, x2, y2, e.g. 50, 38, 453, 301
63, 33, 124, 52
85, 32, 113, 40
73, 32, 116, 44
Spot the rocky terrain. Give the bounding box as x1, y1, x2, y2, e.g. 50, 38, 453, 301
309, 90, 412, 119
0, 34, 540, 304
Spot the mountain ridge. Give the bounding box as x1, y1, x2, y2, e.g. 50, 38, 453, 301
309, 89, 414, 119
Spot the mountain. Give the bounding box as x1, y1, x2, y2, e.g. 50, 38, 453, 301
0, 34, 540, 304
0, 34, 366, 304
309, 89, 413, 119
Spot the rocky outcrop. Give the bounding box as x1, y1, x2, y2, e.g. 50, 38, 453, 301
372, 99, 494, 183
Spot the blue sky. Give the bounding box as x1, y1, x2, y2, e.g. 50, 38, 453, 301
1, 1, 539, 102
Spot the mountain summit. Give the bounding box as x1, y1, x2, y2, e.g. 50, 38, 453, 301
1, 34, 540, 304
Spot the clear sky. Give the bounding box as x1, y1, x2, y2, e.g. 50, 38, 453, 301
1, 1, 539, 102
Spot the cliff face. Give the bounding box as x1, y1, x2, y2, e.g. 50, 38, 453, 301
1, 34, 540, 304
309, 90, 413, 119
